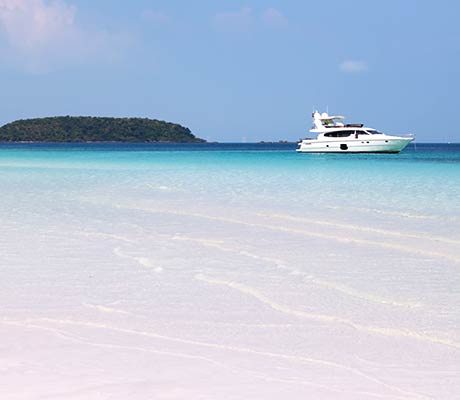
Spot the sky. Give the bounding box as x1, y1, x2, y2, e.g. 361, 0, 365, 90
0, 0, 459, 142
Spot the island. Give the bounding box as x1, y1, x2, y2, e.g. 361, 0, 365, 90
0, 116, 205, 143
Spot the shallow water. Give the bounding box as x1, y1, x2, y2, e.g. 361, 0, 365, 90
1, 143, 459, 399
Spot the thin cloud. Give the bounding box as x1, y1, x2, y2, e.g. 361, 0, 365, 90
142, 9, 170, 25
339, 60, 368, 73
212, 7, 253, 32
212, 7, 288, 33
262, 8, 288, 28
0, 0, 129, 73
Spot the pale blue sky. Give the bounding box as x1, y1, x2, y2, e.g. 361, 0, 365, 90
0, 0, 459, 142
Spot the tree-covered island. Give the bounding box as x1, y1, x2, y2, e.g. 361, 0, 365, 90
0, 116, 205, 143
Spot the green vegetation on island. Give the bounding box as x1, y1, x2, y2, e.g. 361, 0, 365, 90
0, 116, 205, 143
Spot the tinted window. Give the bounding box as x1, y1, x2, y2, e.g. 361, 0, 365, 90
356, 130, 368, 135
324, 131, 352, 137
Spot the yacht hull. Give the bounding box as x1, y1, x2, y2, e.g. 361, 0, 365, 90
296, 138, 413, 153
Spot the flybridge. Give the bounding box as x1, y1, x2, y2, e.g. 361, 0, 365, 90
342, 124, 364, 128
312, 112, 363, 129
315, 114, 345, 121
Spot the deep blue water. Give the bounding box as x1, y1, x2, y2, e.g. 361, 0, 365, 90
0, 142, 457, 152
0, 142, 458, 160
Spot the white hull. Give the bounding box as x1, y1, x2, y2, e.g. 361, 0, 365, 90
297, 137, 413, 153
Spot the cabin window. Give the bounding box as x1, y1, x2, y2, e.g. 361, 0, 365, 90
356, 130, 368, 135
367, 129, 384, 135
324, 131, 352, 138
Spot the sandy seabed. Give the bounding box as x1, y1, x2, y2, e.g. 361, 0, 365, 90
1, 148, 459, 399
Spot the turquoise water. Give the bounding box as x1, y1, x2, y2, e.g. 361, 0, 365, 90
1, 143, 459, 399
1, 143, 459, 230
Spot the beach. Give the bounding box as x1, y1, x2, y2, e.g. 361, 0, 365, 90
1, 143, 459, 399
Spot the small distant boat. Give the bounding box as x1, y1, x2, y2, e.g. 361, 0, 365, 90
297, 111, 414, 153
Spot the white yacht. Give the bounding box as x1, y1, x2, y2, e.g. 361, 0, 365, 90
297, 112, 414, 153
